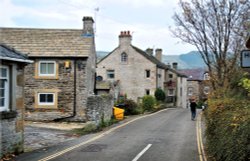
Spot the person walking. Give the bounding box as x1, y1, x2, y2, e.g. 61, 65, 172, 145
190, 98, 197, 120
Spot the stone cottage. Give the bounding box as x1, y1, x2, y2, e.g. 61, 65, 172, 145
0, 44, 32, 158
97, 31, 187, 104
0, 17, 96, 122
179, 68, 210, 103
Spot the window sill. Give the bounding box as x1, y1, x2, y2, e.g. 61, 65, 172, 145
0, 111, 17, 120
34, 76, 59, 80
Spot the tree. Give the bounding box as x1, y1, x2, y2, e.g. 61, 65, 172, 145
172, 0, 250, 90
154, 88, 166, 102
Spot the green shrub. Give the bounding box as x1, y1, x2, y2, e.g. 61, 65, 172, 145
142, 95, 155, 111
204, 98, 250, 161
154, 88, 166, 102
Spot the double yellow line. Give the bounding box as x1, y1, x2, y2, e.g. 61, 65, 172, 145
196, 112, 207, 161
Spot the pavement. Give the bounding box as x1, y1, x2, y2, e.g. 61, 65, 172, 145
24, 121, 86, 152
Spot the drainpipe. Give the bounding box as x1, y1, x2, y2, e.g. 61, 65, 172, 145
54, 59, 76, 121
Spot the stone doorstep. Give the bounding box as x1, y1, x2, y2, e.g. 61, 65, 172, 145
25, 121, 86, 131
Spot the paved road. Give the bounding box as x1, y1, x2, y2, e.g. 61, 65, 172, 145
16, 108, 200, 161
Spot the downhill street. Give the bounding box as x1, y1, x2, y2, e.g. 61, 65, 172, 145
16, 108, 203, 161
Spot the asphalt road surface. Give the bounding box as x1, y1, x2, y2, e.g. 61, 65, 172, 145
17, 108, 200, 161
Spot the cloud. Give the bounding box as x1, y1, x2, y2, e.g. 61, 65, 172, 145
0, 0, 195, 54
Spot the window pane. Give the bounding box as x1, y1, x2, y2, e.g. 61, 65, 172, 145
0, 98, 4, 107
39, 94, 46, 102
0, 68, 7, 77
146, 70, 150, 78
0, 80, 4, 88
47, 94, 54, 102
40, 63, 47, 74
0, 89, 4, 97
107, 70, 115, 79
47, 63, 55, 74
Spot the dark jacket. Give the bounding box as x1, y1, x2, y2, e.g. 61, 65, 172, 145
190, 102, 197, 112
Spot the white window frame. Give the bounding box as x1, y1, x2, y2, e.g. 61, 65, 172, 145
38, 61, 56, 76
38, 93, 55, 105
188, 87, 193, 96
204, 73, 210, 80
0, 65, 9, 112
168, 89, 174, 96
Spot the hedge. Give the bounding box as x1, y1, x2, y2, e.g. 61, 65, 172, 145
204, 98, 250, 161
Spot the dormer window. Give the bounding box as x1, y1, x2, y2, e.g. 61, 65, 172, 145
204, 73, 210, 80
121, 52, 128, 62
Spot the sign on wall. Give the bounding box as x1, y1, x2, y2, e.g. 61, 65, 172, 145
241, 50, 250, 68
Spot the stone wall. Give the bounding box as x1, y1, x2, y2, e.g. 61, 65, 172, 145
0, 63, 25, 158
86, 94, 113, 125
24, 58, 89, 121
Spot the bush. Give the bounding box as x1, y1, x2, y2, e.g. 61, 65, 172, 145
204, 98, 250, 161
142, 95, 155, 111
154, 88, 166, 102
122, 99, 140, 115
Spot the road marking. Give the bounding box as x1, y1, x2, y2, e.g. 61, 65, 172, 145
38, 108, 170, 161
196, 112, 207, 161
132, 144, 152, 161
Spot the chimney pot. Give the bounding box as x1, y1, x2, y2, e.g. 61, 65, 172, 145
119, 30, 132, 46
146, 48, 153, 55
172, 62, 178, 70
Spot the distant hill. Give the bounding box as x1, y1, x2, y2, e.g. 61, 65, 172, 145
97, 51, 206, 69
163, 51, 206, 69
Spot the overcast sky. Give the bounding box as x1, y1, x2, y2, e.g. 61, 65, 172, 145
0, 0, 197, 55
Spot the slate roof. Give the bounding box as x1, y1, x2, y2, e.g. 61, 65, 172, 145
132, 45, 187, 77
179, 68, 207, 81
0, 44, 33, 63
131, 45, 168, 69
0, 28, 93, 57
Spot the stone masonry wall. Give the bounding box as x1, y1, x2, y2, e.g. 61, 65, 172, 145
0, 63, 25, 158
86, 94, 113, 125
24, 58, 88, 121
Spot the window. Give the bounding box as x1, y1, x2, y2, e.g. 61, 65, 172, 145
0, 66, 9, 112
39, 61, 56, 76
180, 87, 183, 96
96, 76, 103, 81
107, 70, 115, 79
121, 52, 128, 62
169, 74, 173, 78
146, 70, 150, 78
38, 93, 55, 105
204, 73, 210, 80
168, 89, 174, 96
204, 86, 210, 95
145, 89, 150, 95
188, 87, 193, 96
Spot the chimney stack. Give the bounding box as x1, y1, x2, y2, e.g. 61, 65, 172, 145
82, 16, 94, 37
146, 48, 153, 55
155, 48, 162, 61
172, 62, 178, 70
119, 31, 132, 47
